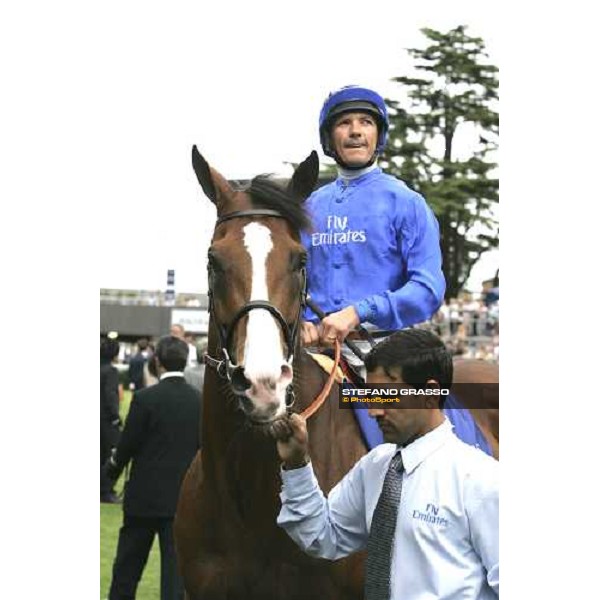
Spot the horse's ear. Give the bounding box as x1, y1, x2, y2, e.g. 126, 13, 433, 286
288, 151, 319, 201
191, 145, 233, 209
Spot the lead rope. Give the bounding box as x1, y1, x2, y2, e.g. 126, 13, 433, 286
299, 338, 341, 420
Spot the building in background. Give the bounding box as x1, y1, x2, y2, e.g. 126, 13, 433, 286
100, 289, 209, 360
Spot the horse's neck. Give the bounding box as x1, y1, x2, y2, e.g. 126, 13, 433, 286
294, 350, 368, 493
199, 372, 278, 525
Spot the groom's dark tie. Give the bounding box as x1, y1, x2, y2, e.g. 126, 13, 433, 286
364, 451, 404, 600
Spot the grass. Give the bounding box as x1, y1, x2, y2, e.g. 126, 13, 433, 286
100, 391, 161, 599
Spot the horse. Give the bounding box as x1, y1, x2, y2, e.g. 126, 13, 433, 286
174, 147, 368, 600
453, 358, 499, 459
174, 146, 500, 599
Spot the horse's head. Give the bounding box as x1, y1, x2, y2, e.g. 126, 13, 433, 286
192, 145, 319, 423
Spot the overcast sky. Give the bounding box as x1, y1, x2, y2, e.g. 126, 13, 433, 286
91, 1, 499, 294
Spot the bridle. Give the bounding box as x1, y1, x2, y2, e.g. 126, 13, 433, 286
203, 209, 306, 407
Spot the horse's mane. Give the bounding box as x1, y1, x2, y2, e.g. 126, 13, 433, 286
247, 175, 312, 232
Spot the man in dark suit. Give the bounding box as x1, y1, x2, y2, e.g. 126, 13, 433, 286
101, 337, 122, 503
127, 337, 150, 392
104, 335, 202, 600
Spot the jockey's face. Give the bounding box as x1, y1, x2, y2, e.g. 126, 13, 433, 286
330, 111, 378, 168
366, 366, 443, 446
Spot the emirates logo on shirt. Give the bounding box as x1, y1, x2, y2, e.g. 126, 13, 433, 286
311, 215, 366, 247
412, 503, 449, 527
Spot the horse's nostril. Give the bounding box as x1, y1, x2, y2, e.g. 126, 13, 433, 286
230, 367, 251, 394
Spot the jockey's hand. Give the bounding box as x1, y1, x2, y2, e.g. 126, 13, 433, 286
301, 322, 320, 346
270, 413, 310, 470
321, 306, 360, 346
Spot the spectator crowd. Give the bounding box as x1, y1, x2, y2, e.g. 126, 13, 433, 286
426, 295, 499, 362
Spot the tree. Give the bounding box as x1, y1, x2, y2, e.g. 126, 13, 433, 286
379, 25, 499, 299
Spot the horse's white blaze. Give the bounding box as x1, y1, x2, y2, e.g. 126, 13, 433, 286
242, 223, 289, 410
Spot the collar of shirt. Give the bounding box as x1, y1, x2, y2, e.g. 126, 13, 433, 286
337, 162, 379, 182
335, 166, 382, 187
160, 372, 185, 381
398, 418, 453, 476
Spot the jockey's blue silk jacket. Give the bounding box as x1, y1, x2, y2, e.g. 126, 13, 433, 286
301, 168, 445, 329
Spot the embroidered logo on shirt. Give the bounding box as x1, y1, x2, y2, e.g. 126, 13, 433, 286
311, 215, 366, 247
412, 503, 449, 526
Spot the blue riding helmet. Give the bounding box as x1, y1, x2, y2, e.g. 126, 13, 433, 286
319, 85, 389, 158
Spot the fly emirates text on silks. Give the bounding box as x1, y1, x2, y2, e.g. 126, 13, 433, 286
310, 215, 367, 246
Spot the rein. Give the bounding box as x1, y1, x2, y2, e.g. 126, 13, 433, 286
305, 297, 375, 362
299, 338, 341, 420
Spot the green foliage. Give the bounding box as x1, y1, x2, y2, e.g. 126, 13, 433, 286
380, 25, 499, 297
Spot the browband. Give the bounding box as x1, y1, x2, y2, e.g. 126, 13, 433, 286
216, 209, 285, 226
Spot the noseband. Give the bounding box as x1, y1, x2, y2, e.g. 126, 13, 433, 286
204, 209, 306, 407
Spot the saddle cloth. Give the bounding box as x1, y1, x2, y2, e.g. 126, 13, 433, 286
306, 352, 346, 383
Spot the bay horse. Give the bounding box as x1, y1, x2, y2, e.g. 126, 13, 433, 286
174, 146, 499, 600
174, 147, 368, 600
453, 358, 499, 459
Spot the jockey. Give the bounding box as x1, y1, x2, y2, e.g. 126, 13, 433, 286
301, 85, 445, 350
300, 86, 492, 455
